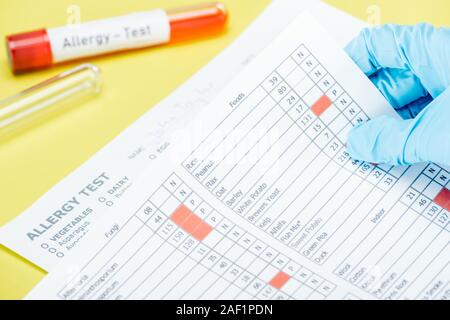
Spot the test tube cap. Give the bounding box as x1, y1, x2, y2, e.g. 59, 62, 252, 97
6, 29, 53, 73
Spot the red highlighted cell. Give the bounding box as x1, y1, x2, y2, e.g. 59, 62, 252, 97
170, 205, 192, 225
182, 213, 203, 234
192, 222, 213, 241
434, 188, 450, 211
311, 95, 332, 117
170, 204, 213, 241
269, 271, 290, 289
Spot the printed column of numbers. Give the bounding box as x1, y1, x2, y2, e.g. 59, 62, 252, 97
223, 44, 405, 263
267, 44, 400, 191
399, 164, 449, 231
229, 44, 402, 229
228, 43, 401, 227
182, 43, 401, 203
135, 173, 336, 300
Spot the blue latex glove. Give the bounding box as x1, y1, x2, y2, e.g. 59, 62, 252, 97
345, 24, 450, 166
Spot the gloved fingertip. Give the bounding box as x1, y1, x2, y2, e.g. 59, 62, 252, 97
345, 28, 377, 76
346, 124, 378, 163
346, 116, 411, 166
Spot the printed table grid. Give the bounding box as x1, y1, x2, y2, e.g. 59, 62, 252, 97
58, 173, 337, 300
332, 163, 449, 299
400, 167, 449, 231
182, 44, 397, 195
54, 40, 449, 300
149, 173, 337, 300
180, 43, 407, 265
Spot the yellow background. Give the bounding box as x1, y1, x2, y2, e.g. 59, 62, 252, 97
0, 0, 448, 299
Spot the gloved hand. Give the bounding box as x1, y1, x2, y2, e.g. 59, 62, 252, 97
345, 24, 450, 166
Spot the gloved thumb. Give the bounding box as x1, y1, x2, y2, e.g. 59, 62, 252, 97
347, 116, 417, 166
347, 87, 450, 166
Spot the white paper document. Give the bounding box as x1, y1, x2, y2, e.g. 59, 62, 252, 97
0, 0, 365, 271
27, 13, 450, 300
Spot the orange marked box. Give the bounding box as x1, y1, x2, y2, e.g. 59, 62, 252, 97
192, 222, 213, 241
269, 271, 290, 289
311, 95, 332, 117
170, 204, 212, 241
434, 188, 450, 211
181, 212, 203, 234
170, 204, 192, 226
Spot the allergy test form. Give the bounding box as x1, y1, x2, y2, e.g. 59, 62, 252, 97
26, 13, 449, 300
0, 0, 365, 271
